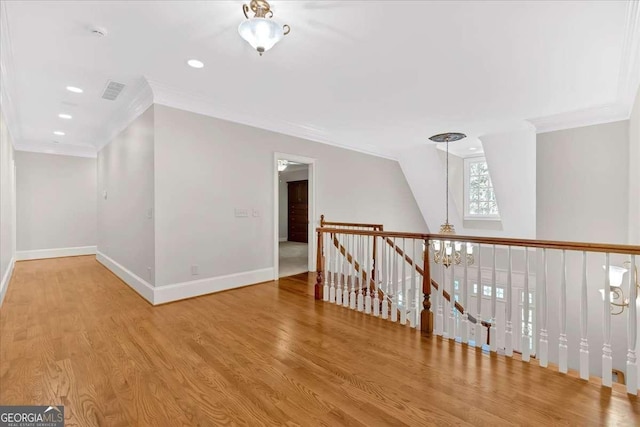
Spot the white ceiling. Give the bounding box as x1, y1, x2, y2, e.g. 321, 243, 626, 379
1, 1, 638, 159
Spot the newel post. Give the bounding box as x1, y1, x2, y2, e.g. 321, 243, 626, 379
421, 237, 433, 336
315, 229, 324, 300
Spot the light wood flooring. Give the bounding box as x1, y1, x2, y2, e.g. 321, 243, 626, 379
1, 256, 638, 426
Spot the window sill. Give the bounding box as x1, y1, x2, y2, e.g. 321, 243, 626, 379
464, 216, 502, 222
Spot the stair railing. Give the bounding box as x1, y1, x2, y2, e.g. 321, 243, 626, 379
315, 221, 640, 394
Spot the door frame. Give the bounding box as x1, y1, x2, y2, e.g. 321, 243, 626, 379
273, 152, 316, 280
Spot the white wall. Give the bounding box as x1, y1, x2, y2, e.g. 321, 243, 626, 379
629, 86, 640, 245
398, 125, 536, 238
153, 104, 427, 291
537, 120, 631, 376
0, 110, 15, 305
278, 167, 308, 241
15, 152, 96, 256
97, 105, 155, 288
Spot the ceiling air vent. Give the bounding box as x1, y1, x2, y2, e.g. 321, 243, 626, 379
101, 81, 125, 100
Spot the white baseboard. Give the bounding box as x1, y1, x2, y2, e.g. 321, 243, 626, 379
154, 267, 274, 305
16, 246, 96, 261
96, 251, 155, 304
279, 237, 287, 242
0, 257, 15, 308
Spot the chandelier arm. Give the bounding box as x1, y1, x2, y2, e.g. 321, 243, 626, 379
283, 24, 291, 35
243, 4, 250, 19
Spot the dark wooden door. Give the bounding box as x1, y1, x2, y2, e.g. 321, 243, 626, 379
287, 180, 308, 243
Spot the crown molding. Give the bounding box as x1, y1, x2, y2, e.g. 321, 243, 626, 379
529, 2, 640, 134
13, 140, 97, 158
528, 103, 630, 134
0, 1, 21, 146
146, 78, 397, 161
94, 77, 154, 152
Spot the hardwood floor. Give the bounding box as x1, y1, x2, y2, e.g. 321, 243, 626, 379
1, 256, 638, 426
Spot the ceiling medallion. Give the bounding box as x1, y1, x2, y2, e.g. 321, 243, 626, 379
239, 0, 290, 56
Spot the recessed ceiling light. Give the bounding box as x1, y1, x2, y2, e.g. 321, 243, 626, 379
469, 147, 478, 151
187, 59, 204, 69
53, 131, 65, 136
58, 113, 72, 119
52, 141, 60, 144
66, 86, 83, 93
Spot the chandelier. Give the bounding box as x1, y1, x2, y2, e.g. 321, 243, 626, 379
239, 0, 290, 56
428, 132, 474, 268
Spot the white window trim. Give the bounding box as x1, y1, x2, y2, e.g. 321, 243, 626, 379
463, 156, 501, 221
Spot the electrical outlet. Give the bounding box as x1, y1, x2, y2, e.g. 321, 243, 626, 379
190, 265, 199, 276
147, 267, 152, 280
146, 207, 153, 219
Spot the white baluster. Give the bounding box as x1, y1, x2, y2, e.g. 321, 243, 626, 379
475, 244, 482, 348
349, 233, 356, 309
410, 239, 417, 328
461, 243, 469, 343
357, 235, 364, 312
343, 231, 350, 307
490, 245, 497, 352
626, 254, 637, 394
538, 248, 548, 367
391, 238, 398, 323
448, 255, 456, 340
522, 247, 530, 362
602, 253, 613, 387
329, 233, 336, 303
381, 237, 389, 319
323, 232, 329, 301
373, 236, 380, 317
505, 246, 513, 357
559, 250, 568, 373
436, 261, 444, 336
365, 235, 372, 314
336, 233, 343, 306
400, 238, 407, 325
579, 251, 589, 380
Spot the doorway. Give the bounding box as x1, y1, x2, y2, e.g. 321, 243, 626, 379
273, 153, 315, 279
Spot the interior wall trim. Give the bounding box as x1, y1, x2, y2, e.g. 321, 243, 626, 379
0, 257, 15, 307
16, 245, 96, 261
96, 251, 155, 304
153, 267, 274, 305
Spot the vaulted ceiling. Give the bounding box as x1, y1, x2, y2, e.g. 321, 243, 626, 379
1, 1, 638, 158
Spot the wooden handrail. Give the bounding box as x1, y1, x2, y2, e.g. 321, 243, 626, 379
316, 227, 640, 255
320, 215, 383, 230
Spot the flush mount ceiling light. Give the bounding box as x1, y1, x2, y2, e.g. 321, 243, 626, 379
53, 131, 65, 136
66, 86, 83, 93
187, 59, 204, 69
58, 113, 72, 119
239, 0, 290, 56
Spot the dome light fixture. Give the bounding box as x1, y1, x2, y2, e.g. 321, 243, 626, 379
239, 0, 290, 56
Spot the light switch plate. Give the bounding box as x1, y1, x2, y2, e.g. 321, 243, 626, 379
234, 208, 249, 218
252, 209, 260, 217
